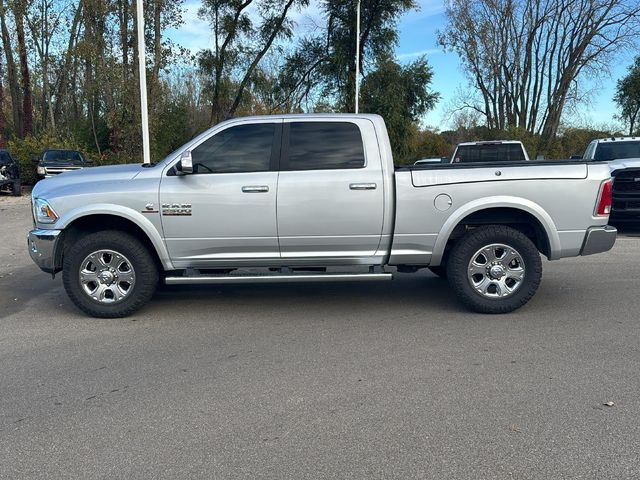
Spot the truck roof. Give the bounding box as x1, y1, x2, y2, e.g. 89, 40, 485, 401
594, 137, 640, 143
456, 140, 524, 146
222, 113, 384, 122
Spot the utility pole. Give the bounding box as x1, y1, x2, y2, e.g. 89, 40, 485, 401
355, 0, 361, 114
136, 0, 151, 164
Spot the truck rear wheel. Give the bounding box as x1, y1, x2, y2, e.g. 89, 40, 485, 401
446, 225, 542, 314
63, 230, 159, 318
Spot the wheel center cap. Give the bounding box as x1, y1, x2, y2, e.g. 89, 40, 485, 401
98, 270, 115, 285
489, 264, 506, 279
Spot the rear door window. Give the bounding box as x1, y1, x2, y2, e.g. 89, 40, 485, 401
285, 122, 365, 170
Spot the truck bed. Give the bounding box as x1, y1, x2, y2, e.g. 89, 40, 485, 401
389, 160, 611, 267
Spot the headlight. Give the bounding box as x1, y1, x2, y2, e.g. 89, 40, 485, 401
33, 198, 59, 224
37, 166, 46, 175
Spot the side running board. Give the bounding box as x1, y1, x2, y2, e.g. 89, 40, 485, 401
165, 272, 393, 285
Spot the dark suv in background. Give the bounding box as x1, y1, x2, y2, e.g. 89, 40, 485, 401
35, 149, 90, 180
0, 149, 21, 196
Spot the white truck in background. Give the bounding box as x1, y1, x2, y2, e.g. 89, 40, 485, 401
451, 141, 530, 163
581, 137, 640, 222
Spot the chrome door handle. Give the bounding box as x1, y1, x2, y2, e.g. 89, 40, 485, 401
242, 185, 269, 193
349, 183, 377, 190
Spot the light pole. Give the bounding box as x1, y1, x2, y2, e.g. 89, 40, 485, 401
136, 0, 151, 164
355, 0, 361, 114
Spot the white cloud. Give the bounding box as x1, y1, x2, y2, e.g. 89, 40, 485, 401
397, 48, 441, 60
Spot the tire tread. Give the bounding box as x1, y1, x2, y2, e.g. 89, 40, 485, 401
62, 230, 158, 318
446, 225, 542, 314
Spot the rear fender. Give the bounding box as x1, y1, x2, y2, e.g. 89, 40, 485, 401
430, 196, 561, 265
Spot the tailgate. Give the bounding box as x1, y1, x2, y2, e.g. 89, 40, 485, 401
410, 163, 587, 187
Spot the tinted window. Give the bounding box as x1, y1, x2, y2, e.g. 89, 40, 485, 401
594, 142, 640, 161
191, 123, 275, 174
43, 150, 84, 163
506, 144, 526, 161
0, 151, 13, 166
287, 122, 365, 170
454, 144, 525, 163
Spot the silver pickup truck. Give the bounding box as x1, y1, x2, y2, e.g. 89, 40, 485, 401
28, 114, 617, 318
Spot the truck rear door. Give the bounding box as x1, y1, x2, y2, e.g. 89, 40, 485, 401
276, 119, 385, 261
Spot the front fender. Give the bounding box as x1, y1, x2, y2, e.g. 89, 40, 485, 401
430, 196, 561, 265
55, 203, 173, 270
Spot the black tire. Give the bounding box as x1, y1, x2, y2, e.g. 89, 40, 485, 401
63, 230, 159, 318
12, 180, 21, 196
428, 266, 447, 279
446, 225, 542, 314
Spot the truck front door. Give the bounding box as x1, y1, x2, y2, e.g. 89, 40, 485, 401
276, 119, 385, 262
159, 120, 282, 268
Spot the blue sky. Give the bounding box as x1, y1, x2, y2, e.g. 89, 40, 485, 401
168, 0, 634, 130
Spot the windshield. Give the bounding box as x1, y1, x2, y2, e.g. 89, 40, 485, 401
594, 142, 640, 161
43, 150, 84, 163
0, 151, 13, 166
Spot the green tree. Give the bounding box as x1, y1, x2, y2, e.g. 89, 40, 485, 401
275, 0, 416, 112
360, 56, 439, 163
614, 57, 640, 136
198, 0, 307, 124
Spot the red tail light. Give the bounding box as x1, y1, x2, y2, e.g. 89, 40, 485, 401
595, 179, 613, 217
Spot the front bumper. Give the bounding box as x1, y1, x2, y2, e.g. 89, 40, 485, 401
28, 229, 63, 274
580, 225, 617, 256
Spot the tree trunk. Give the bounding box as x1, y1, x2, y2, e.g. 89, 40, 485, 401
227, 0, 296, 117
0, 0, 22, 137
0, 57, 5, 147
54, 0, 82, 123
13, 1, 33, 136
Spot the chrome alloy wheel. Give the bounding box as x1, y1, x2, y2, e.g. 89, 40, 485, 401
467, 243, 525, 299
79, 250, 136, 304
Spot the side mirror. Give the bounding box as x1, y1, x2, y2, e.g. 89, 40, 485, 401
31, 154, 40, 164
569, 155, 582, 160
84, 158, 93, 164
177, 151, 193, 175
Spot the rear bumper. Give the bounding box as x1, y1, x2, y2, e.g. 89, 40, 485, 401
28, 229, 63, 274
580, 225, 617, 256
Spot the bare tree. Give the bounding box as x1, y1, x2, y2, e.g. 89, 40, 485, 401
0, 55, 5, 146
0, 0, 23, 137
439, 0, 640, 147
13, 0, 34, 136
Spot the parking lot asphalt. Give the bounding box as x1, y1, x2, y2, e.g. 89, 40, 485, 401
1, 194, 640, 479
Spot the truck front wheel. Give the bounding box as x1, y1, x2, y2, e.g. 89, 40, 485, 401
63, 230, 159, 318
446, 225, 542, 314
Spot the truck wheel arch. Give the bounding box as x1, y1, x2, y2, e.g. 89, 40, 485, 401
57, 208, 173, 271
431, 197, 560, 266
